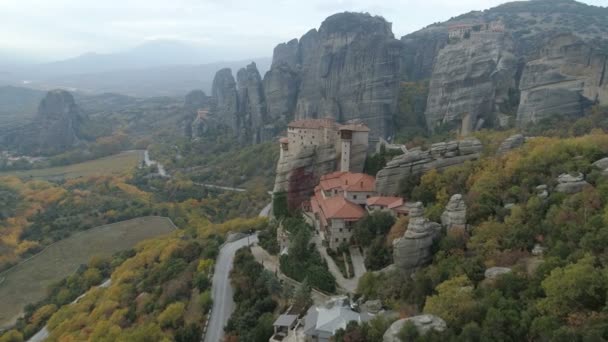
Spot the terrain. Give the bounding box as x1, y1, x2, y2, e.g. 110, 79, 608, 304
0, 150, 143, 181
0, 216, 176, 329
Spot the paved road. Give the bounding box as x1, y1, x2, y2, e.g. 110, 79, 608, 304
204, 234, 258, 342
143, 150, 168, 177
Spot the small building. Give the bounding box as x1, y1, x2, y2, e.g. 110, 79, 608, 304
317, 171, 376, 206
366, 196, 409, 217
303, 302, 371, 342
270, 314, 299, 342
311, 192, 366, 250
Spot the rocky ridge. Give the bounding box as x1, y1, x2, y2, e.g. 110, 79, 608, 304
375, 138, 483, 196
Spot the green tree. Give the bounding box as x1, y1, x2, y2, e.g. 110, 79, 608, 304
537, 255, 607, 317
157, 302, 186, 329
423, 275, 477, 327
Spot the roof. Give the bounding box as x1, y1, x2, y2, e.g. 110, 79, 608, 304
279, 137, 289, 144
273, 314, 298, 327
304, 305, 365, 338
312, 190, 365, 221
339, 124, 370, 132
366, 196, 403, 208
318, 172, 375, 193
288, 118, 336, 129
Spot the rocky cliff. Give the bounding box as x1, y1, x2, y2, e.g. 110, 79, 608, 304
35, 90, 84, 153
183, 90, 210, 137
425, 33, 519, 133
516, 34, 608, 125
237, 63, 268, 143
210, 68, 239, 132
375, 138, 483, 196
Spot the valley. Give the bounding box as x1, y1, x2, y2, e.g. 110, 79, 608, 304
1, 1, 608, 341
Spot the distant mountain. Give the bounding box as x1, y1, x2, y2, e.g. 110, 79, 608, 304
31, 40, 227, 76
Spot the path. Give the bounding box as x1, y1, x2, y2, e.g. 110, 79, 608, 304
143, 150, 167, 177
349, 246, 367, 278
312, 235, 360, 293
204, 234, 257, 342
259, 202, 272, 217
250, 245, 329, 306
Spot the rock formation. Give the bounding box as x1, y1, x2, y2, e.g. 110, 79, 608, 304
289, 13, 403, 141
263, 40, 300, 130
484, 267, 512, 280
183, 90, 210, 137
497, 134, 525, 155
536, 184, 549, 199
425, 33, 519, 133
441, 194, 467, 231
210, 68, 239, 132
376, 138, 482, 195
383, 315, 447, 341
273, 142, 367, 211
517, 34, 608, 125
593, 157, 608, 171
237, 62, 268, 143
555, 173, 590, 194
393, 202, 442, 273
13, 89, 86, 154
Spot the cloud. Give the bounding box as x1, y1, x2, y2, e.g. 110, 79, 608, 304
0, 0, 605, 61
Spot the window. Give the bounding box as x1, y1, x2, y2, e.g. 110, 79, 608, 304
343, 238, 347, 242
335, 238, 339, 242
339, 228, 342, 232
353, 195, 357, 200
366, 195, 370, 198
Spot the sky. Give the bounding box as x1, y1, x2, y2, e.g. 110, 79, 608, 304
1, 0, 606, 62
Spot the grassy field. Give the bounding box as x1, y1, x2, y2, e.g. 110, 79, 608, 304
0, 150, 144, 180
0, 216, 176, 329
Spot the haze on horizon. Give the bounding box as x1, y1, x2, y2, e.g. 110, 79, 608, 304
2, 0, 606, 64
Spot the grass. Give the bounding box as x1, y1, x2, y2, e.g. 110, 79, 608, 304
0, 150, 144, 181
0, 216, 176, 329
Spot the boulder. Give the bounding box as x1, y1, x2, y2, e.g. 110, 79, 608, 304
484, 267, 512, 280
536, 184, 549, 199
555, 173, 590, 194
497, 134, 525, 155
592, 158, 608, 171
484, 267, 511, 279
363, 300, 383, 314
441, 194, 467, 230
383, 315, 447, 341
532, 244, 546, 256
393, 202, 442, 273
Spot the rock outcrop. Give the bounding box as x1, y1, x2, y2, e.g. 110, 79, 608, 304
210, 68, 239, 132
376, 138, 482, 195
484, 267, 512, 280
517, 34, 608, 125
183, 90, 210, 137
425, 33, 519, 133
393, 202, 442, 273
237, 62, 268, 143
497, 134, 525, 155
26, 90, 84, 154
383, 315, 447, 341
555, 173, 590, 194
273, 142, 367, 210
441, 194, 467, 231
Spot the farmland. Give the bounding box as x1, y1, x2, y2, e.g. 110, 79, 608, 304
0, 150, 144, 181
0, 216, 176, 329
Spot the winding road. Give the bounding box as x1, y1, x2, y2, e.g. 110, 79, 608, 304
204, 234, 258, 342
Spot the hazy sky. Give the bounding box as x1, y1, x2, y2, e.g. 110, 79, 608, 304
2, 0, 606, 62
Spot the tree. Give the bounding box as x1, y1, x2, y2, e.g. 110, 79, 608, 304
157, 302, 186, 329
537, 255, 607, 317
423, 275, 477, 327
364, 237, 391, 270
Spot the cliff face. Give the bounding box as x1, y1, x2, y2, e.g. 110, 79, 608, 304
289, 13, 403, 140
211, 68, 239, 132
516, 34, 608, 125
237, 63, 268, 143
425, 33, 519, 133
30, 90, 84, 154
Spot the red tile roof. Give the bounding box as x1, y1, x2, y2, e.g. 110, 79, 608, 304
318, 172, 375, 193
288, 118, 336, 129
366, 196, 403, 208
311, 190, 365, 221
279, 137, 289, 144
